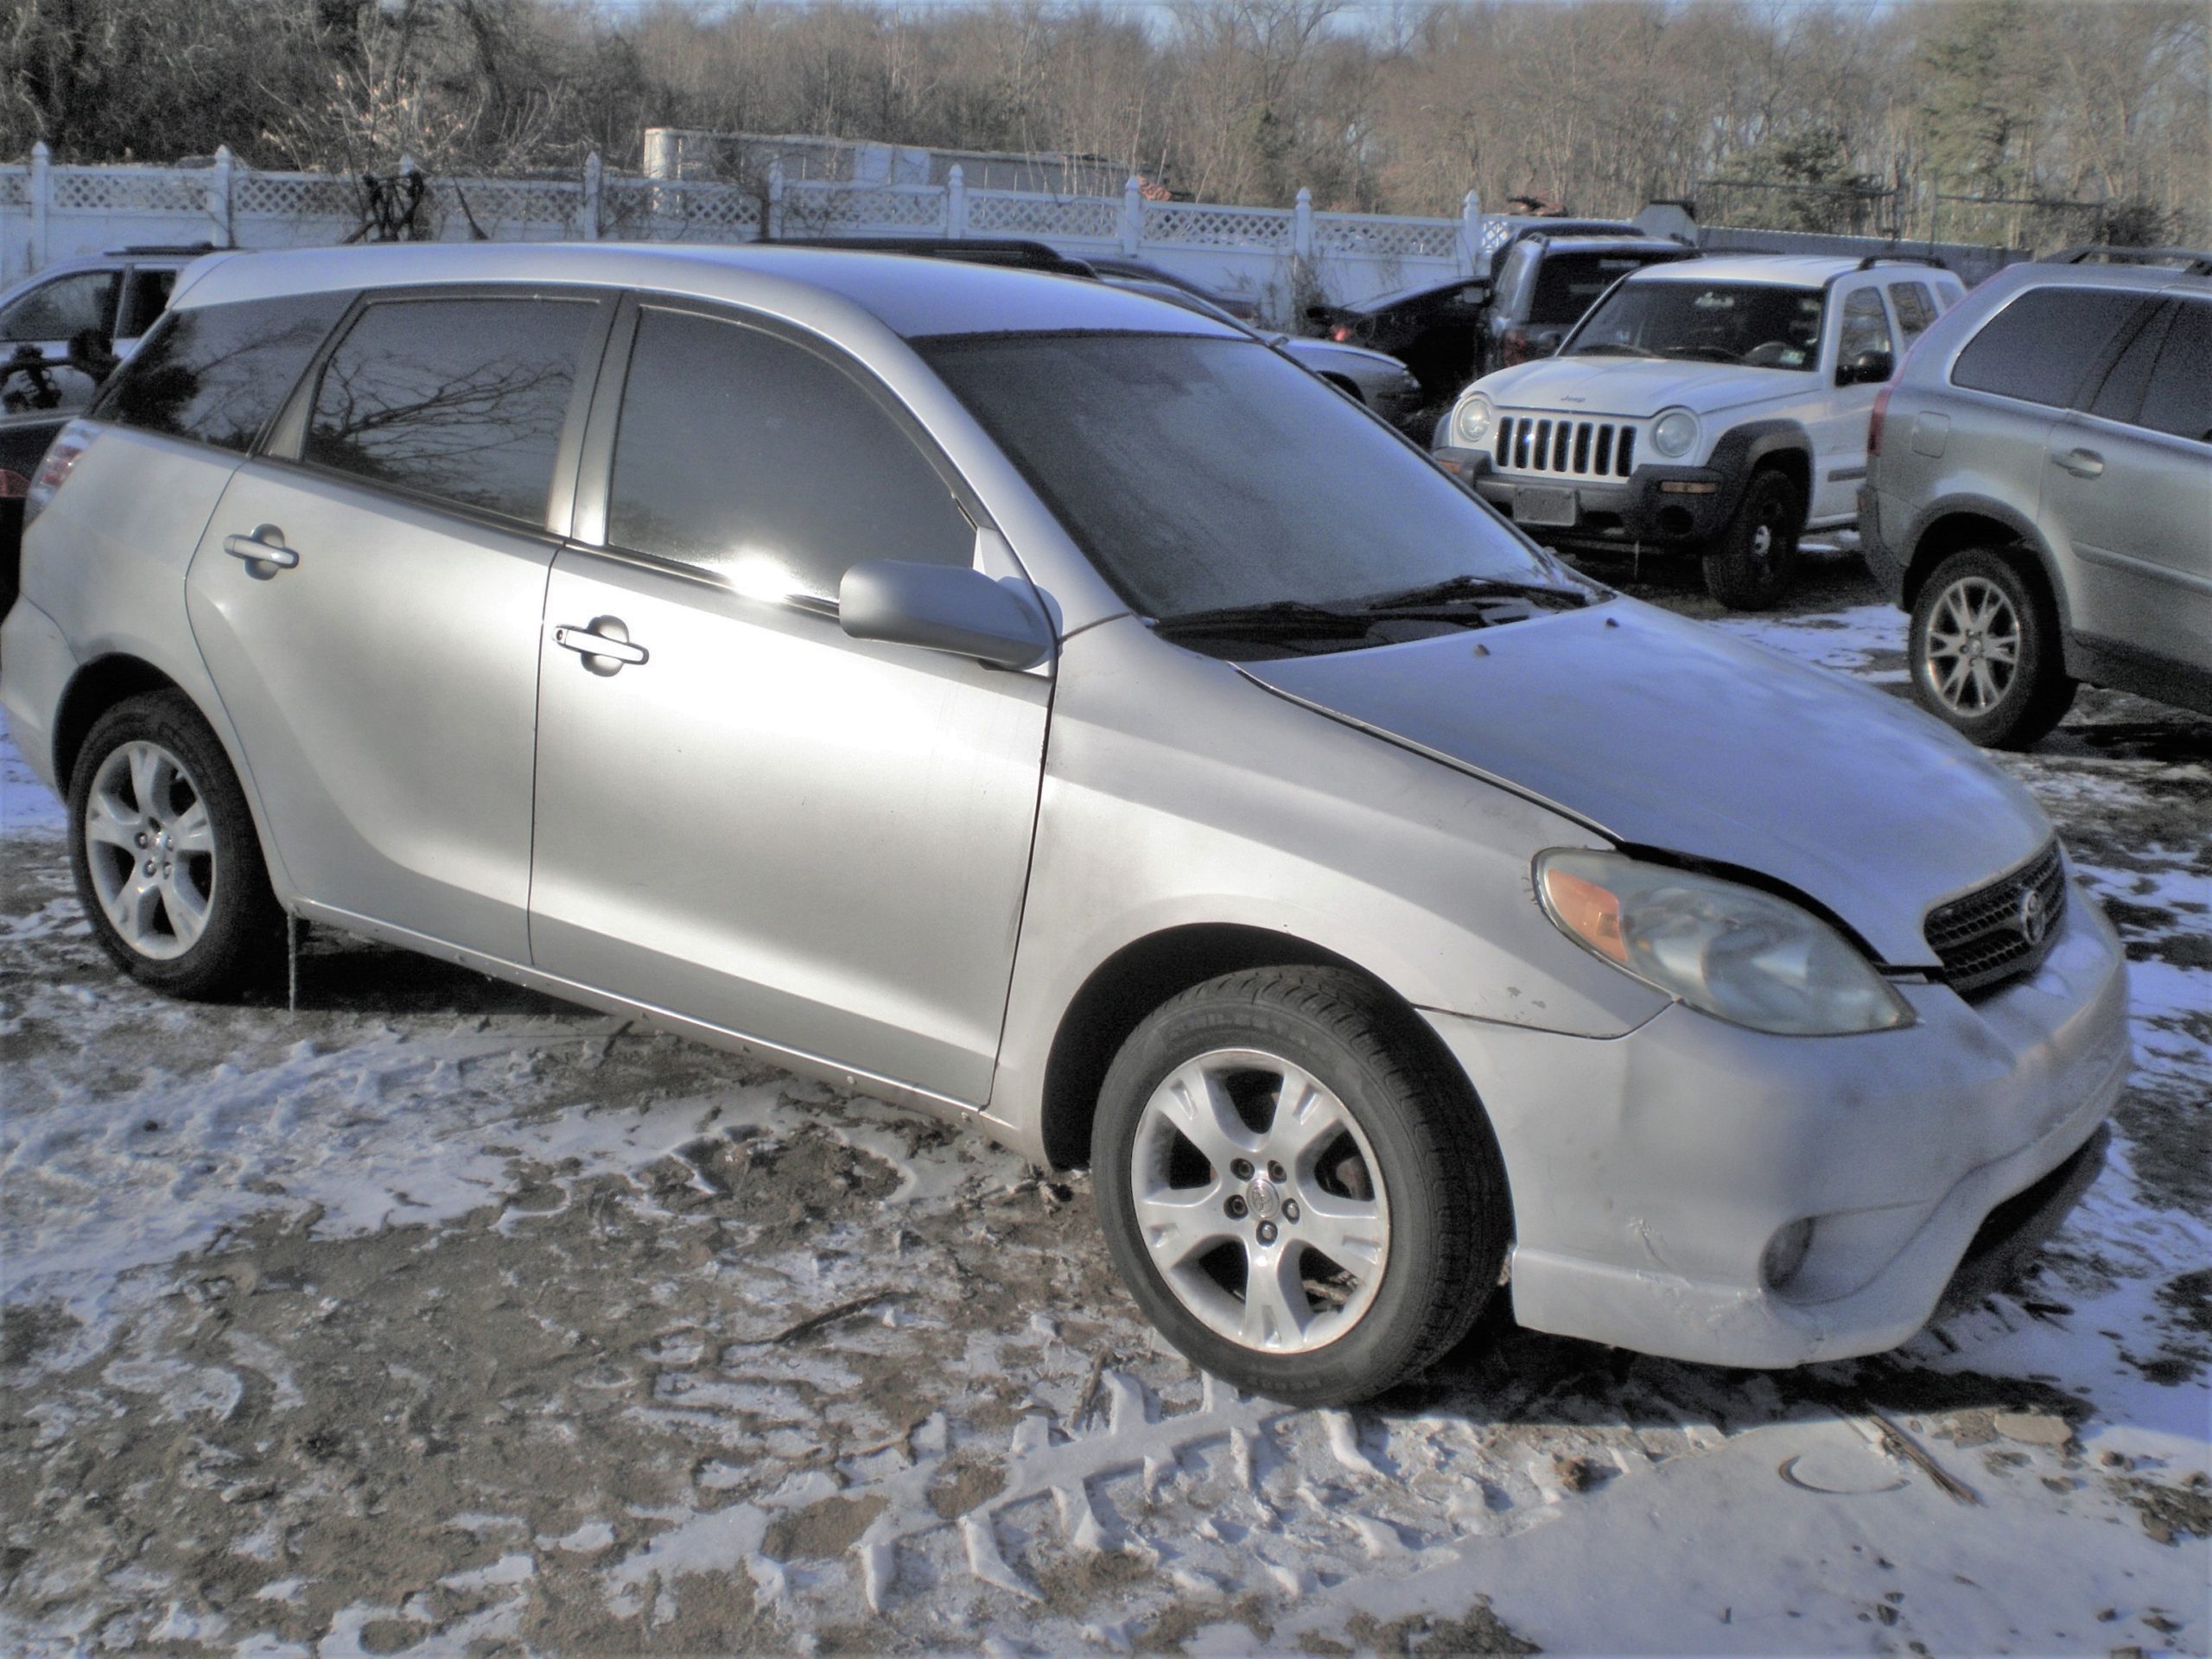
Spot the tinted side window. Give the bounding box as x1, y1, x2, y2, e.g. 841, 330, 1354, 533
306, 296, 599, 524
1839, 288, 1895, 359
118, 268, 176, 338
1952, 288, 2148, 407
1887, 282, 1936, 343
2138, 299, 2211, 444
98, 291, 350, 453
0, 270, 118, 342
2086, 302, 2172, 425
606, 306, 972, 601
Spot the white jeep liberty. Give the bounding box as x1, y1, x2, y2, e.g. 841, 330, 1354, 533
1436, 255, 1966, 608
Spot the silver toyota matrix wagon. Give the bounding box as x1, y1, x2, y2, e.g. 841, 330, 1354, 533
1, 244, 2129, 1404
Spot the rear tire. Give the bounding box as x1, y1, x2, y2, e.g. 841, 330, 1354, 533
1908, 547, 2075, 749
1092, 966, 1510, 1406
67, 690, 283, 999
1700, 467, 1802, 611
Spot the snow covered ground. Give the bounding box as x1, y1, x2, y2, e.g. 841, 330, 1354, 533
3, 572, 2207, 1656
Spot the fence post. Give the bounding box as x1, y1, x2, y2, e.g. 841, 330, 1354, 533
29, 142, 49, 272
581, 149, 602, 240
1122, 175, 1143, 256
766, 158, 785, 241
1459, 190, 1483, 276
1294, 187, 1313, 261
946, 163, 966, 239
209, 145, 235, 248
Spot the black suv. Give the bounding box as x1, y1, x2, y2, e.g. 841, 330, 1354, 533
1481, 233, 1692, 376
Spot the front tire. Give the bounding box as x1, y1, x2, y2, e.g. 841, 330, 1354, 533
67, 690, 283, 999
1700, 467, 1802, 611
1092, 967, 1510, 1406
1908, 547, 2075, 749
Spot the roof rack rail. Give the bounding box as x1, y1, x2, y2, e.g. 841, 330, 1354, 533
105, 241, 219, 257
2045, 245, 2212, 276
1855, 252, 1952, 271
763, 235, 1096, 277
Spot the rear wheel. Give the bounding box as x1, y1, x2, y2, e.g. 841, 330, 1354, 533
67, 690, 283, 999
1700, 467, 1802, 611
1092, 967, 1510, 1406
1909, 548, 2075, 749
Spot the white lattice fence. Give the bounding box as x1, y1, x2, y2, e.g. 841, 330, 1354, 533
966, 191, 1120, 243
0, 143, 1492, 321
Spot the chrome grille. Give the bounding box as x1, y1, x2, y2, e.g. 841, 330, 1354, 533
1494, 416, 1636, 479
1923, 841, 2068, 995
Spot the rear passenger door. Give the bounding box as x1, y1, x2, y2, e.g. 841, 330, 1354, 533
185, 288, 613, 963
526, 296, 1051, 1106
2044, 296, 2212, 672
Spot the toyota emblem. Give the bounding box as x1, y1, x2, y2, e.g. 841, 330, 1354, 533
2017, 887, 2047, 947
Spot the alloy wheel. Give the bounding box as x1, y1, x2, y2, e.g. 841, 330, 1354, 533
1923, 575, 2022, 715
81, 740, 217, 961
1128, 1048, 1391, 1355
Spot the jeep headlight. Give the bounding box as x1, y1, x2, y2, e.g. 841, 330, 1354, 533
1451, 391, 1496, 448
1536, 850, 1912, 1036
1650, 407, 1699, 459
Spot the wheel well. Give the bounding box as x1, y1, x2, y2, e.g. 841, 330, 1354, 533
1901, 512, 2049, 613
1319, 373, 1364, 404
52, 656, 186, 791
1039, 924, 1398, 1170
1751, 448, 1810, 512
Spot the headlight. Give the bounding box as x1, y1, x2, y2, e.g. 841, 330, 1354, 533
1649, 407, 1699, 459
1451, 391, 1496, 448
1535, 849, 1912, 1035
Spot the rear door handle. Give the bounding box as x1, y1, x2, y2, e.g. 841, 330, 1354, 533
222, 525, 299, 569
554, 621, 648, 667
2052, 448, 2106, 479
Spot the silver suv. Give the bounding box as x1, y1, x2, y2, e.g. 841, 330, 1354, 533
2, 242, 2126, 1404
1863, 247, 2212, 747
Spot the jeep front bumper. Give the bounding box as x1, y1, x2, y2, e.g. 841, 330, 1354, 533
1437, 447, 1737, 549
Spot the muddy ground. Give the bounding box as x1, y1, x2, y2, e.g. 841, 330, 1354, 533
2, 554, 2207, 1656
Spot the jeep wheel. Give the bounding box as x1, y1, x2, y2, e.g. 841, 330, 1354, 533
1700, 468, 1802, 611
1909, 548, 2075, 749
1092, 967, 1511, 1406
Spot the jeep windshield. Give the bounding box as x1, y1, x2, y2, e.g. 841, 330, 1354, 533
1562, 281, 1827, 371
919, 331, 1589, 643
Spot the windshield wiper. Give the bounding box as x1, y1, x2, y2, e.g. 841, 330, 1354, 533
1351, 573, 1592, 613
1567, 342, 1652, 359
1148, 599, 1376, 641
1660, 345, 1742, 364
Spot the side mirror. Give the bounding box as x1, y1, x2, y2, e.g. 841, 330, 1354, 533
839, 558, 1052, 671
1840, 348, 1894, 386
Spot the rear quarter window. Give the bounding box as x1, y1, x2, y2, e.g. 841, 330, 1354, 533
1950, 287, 2151, 408
97, 292, 352, 453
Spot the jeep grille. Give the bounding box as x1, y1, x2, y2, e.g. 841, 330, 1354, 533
1923, 840, 2067, 995
1494, 416, 1637, 479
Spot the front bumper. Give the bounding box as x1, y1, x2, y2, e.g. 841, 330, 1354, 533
1423, 885, 2130, 1368
1435, 447, 1735, 550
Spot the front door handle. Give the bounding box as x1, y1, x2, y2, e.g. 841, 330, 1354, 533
2052, 448, 2106, 480
221, 525, 299, 569
554, 620, 648, 668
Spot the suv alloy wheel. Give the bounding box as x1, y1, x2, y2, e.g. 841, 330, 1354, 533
1909, 548, 2078, 749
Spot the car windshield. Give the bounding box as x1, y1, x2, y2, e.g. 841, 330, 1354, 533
918, 332, 1567, 624
1565, 280, 1826, 370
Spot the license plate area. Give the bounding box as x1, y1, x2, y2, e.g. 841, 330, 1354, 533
1512, 485, 1578, 528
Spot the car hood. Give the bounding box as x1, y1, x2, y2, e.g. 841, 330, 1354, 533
1477, 354, 1802, 418
1237, 600, 2052, 968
